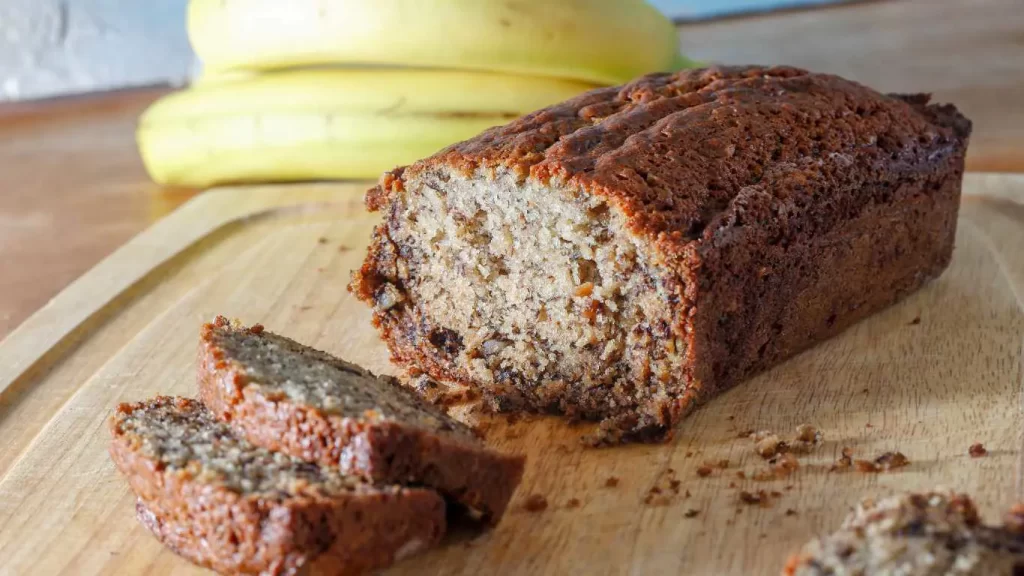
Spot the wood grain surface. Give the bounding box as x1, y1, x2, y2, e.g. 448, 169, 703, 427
679, 0, 1024, 174
1, 0, 1024, 342
0, 173, 1021, 575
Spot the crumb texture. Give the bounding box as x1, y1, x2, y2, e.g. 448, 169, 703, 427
375, 172, 682, 421
112, 396, 358, 496
205, 318, 471, 436
785, 491, 1024, 575
200, 318, 525, 524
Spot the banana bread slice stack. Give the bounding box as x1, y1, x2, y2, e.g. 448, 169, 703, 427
197, 316, 525, 523
109, 397, 445, 576
110, 318, 526, 574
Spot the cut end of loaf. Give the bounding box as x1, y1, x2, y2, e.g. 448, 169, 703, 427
353, 167, 692, 439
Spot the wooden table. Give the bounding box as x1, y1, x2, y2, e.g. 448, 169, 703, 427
1, 174, 1021, 575
1, 0, 1022, 340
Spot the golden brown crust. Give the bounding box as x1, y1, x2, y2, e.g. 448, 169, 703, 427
370, 66, 970, 242
198, 317, 525, 523
353, 65, 971, 442
109, 397, 445, 576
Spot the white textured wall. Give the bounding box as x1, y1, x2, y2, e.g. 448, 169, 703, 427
0, 1, 842, 101
0, 0, 194, 101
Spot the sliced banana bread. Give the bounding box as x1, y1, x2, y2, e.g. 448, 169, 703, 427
198, 316, 525, 523
109, 396, 444, 576
350, 65, 972, 443
784, 491, 1024, 575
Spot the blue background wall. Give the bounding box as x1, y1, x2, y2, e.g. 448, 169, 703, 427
651, 0, 843, 20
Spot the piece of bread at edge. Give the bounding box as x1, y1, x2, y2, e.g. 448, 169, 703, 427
198, 316, 525, 524
783, 490, 1024, 575
350, 65, 971, 443
108, 396, 444, 576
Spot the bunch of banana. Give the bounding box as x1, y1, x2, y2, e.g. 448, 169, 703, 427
140, 0, 688, 187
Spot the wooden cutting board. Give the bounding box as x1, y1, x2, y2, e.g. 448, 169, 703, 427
0, 173, 1022, 575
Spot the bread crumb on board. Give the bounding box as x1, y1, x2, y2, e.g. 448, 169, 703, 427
751, 424, 822, 458
1004, 504, 1024, 532
853, 452, 910, 473
750, 453, 800, 481
754, 433, 784, 458
830, 447, 855, 471
773, 453, 800, 477
524, 494, 548, 512
783, 490, 1024, 575
739, 490, 773, 507
795, 424, 820, 443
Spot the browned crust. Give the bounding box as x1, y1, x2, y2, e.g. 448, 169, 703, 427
109, 397, 445, 576
198, 317, 525, 523
351, 65, 971, 442
365, 66, 970, 240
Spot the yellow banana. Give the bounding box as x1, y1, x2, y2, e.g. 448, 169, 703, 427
188, 0, 681, 86
138, 69, 599, 187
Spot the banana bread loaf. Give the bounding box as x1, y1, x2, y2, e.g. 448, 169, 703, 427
783, 491, 1024, 575
108, 396, 445, 576
351, 65, 971, 443
198, 316, 525, 523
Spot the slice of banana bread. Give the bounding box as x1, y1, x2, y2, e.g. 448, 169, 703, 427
350, 65, 972, 443
108, 396, 445, 576
783, 491, 1024, 575
198, 316, 525, 523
